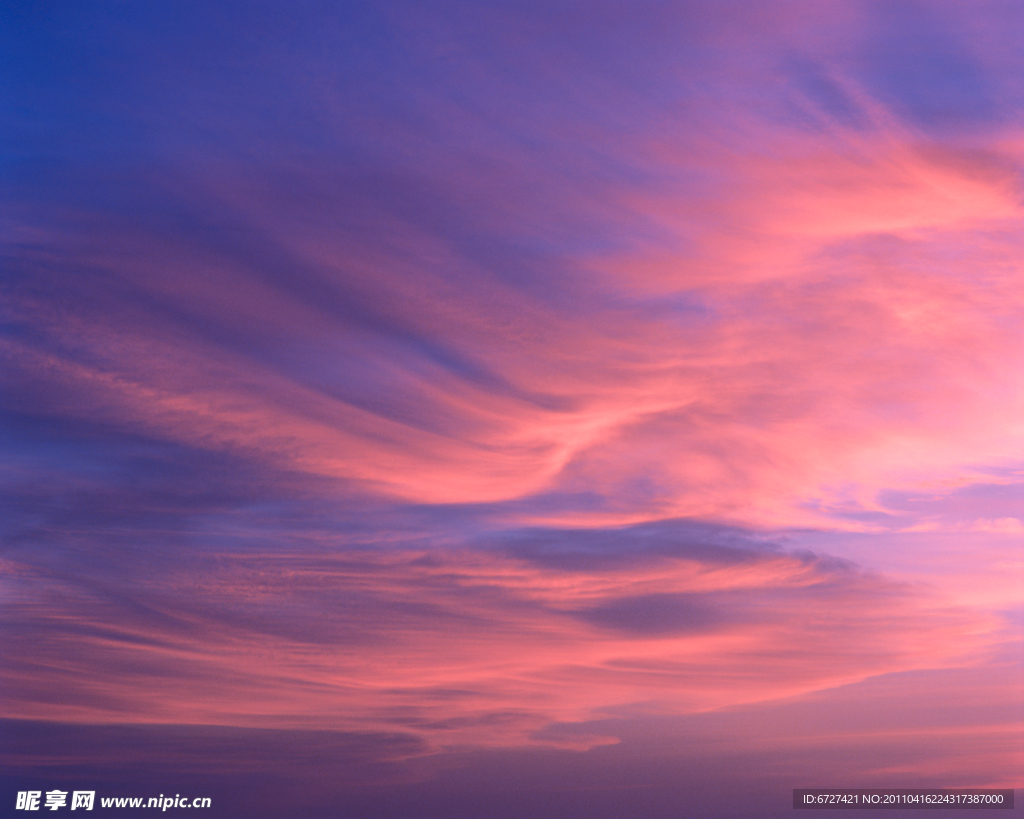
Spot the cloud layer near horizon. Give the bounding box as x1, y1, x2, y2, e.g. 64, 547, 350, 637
4, 519, 1000, 749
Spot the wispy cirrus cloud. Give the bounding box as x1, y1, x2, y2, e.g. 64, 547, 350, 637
2, 518, 998, 750
2, 3, 1023, 812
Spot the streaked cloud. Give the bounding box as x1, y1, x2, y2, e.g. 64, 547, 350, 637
2, 0, 1022, 813
2, 520, 1001, 751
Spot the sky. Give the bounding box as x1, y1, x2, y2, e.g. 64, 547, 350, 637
2, 1, 1023, 816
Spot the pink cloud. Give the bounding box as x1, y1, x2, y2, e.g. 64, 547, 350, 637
2, 541, 1000, 751
8, 99, 1023, 535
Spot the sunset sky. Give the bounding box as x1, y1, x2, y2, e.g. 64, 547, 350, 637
2, 1, 1023, 816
